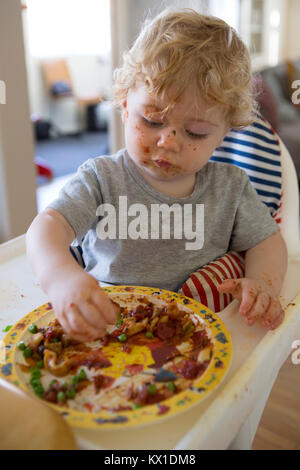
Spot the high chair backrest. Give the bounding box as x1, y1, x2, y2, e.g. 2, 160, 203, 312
278, 138, 300, 256
210, 114, 300, 256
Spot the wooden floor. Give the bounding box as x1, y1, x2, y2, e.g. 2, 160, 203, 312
252, 353, 300, 450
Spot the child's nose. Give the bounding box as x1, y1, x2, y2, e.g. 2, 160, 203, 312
157, 129, 180, 152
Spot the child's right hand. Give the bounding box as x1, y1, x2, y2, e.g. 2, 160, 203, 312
47, 267, 119, 342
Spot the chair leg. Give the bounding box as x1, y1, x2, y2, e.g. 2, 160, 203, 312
227, 376, 277, 450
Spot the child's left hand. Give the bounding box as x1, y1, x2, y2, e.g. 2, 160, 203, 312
217, 278, 284, 330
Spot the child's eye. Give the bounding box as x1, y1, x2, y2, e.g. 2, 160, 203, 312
143, 117, 163, 127
186, 130, 208, 139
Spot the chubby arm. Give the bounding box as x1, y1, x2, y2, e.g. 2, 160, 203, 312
218, 231, 288, 330
26, 209, 78, 292
244, 230, 287, 296
26, 209, 118, 341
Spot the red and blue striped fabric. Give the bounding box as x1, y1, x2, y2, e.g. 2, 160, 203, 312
210, 114, 282, 225
179, 251, 245, 312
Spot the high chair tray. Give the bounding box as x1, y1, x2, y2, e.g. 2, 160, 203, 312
0, 235, 299, 449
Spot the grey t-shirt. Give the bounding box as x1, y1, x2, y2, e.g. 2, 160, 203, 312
48, 149, 279, 292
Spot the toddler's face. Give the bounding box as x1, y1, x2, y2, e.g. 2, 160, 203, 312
123, 84, 229, 185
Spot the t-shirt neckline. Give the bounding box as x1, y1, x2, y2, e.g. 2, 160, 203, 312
123, 150, 204, 204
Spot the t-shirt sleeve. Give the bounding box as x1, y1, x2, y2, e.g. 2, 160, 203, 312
229, 171, 279, 252
46, 159, 103, 243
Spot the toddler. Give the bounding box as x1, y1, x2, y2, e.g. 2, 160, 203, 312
26, 9, 287, 342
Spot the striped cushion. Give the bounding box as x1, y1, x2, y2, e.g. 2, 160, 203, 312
210, 114, 282, 225
179, 252, 245, 312
179, 115, 282, 311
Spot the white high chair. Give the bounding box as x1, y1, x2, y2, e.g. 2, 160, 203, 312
226, 137, 300, 450
279, 138, 300, 256
0, 122, 299, 450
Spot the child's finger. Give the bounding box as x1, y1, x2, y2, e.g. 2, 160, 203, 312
217, 279, 241, 296
218, 279, 255, 315
261, 298, 282, 329
243, 291, 270, 323
269, 308, 285, 330
76, 299, 108, 333
92, 289, 119, 324
239, 286, 256, 316
57, 312, 74, 339
65, 304, 104, 341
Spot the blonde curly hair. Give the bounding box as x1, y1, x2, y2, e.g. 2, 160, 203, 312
113, 8, 258, 129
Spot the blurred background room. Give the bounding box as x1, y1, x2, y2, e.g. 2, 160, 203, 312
0, 0, 300, 451
0, 0, 300, 234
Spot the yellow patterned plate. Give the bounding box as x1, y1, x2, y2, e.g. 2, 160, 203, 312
0, 286, 232, 430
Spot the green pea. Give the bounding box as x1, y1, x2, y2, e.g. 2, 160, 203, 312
78, 369, 87, 381
23, 347, 32, 358
29, 324, 38, 334
145, 331, 154, 339
36, 360, 44, 369
118, 333, 127, 343
57, 391, 65, 402
2, 325, 12, 333
166, 381, 176, 392
148, 384, 156, 395
66, 386, 76, 399
17, 341, 26, 351
30, 377, 40, 387
71, 375, 80, 386
51, 337, 59, 343
33, 384, 44, 398
132, 403, 142, 409
30, 368, 41, 378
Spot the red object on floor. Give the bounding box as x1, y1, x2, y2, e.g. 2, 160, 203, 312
35, 160, 53, 180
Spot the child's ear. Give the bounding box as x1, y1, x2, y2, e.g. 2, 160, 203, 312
121, 100, 128, 124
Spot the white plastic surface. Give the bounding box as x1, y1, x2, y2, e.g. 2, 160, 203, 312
279, 138, 300, 256
0, 235, 299, 449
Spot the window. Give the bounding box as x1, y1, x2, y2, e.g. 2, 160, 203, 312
26, 0, 111, 58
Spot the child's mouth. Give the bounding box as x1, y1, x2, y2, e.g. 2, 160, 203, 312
153, 159, 172, 168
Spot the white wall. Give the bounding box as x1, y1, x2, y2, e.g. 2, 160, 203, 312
285, 0, 300, 61
125, 0, 210, 47
0, 0, 37, 243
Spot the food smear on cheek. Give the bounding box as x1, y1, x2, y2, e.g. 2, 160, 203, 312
142, 145, 150, 154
